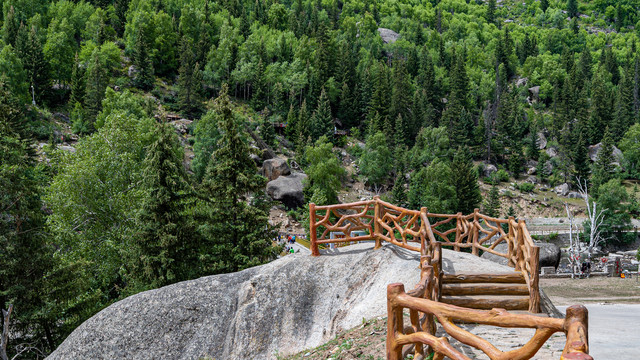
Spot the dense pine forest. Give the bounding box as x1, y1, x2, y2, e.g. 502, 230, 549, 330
2, 0, 640, 357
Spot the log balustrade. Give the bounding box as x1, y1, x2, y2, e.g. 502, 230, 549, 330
386, 261, 592, 360
309, 197, 540, 312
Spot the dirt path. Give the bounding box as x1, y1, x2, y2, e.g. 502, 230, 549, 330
540, 276, 640, 305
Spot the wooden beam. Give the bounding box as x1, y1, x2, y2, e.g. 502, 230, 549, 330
443, 273, 526, 284
441, 296, 529, 311
442, 283, 529, 296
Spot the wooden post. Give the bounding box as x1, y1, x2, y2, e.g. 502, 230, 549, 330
515, 221, 524, 271
507, 216, 515, 267
309, 203, 320, 256
387, 283, 405, 360
420, 207, 428, 255
453, 212, 462, 252
529, 245, 541, 313
561, 305, 591, 360
374, 196, 382, 249
472, 209, 480, 256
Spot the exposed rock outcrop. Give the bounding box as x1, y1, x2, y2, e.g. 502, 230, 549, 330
482, 242, 560, 269
377, 28, 400, 43
261, 158, 291, 181
266, 172, 307, 209
588, 143, 623, 164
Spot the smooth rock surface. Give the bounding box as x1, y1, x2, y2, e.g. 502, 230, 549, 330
266, 172, 307, 209
482, 242, 560, 269
48, 244, 515, 360
261, 158, 291, 181
588, 143, 623, 163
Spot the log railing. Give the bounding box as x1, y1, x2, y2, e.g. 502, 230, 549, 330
386, 262, 592, 360
309, 198, 541, 313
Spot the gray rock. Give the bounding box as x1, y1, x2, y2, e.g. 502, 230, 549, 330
545, 147, 558, 158
377, 28, 400, 44
484, 164, 497, 177
516, 77, 528, 87
47, 243, 516, 360
554, 183, 570, 196
527, 167, 536, 175
266, 173, 307, 209
127, 65, 137, 78
588, 143, 623, 164
250, 154, 261, 166
482, 242, 561, 269
567, 191, 584, 199
59, 145, 76, 153
537, 131, 547, 150
261, 158, 291, 181
525, 176, 538, 184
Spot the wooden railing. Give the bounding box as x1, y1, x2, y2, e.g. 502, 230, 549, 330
309, 197, 541, 312
386, 261, 592, 360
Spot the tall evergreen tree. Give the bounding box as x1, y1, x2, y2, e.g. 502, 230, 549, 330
285, 104, 298, 141
16, 25, 49, 103
84, 49, 107, 125
592, 127, 617, 191
199, 84, 278, 274
540, 0, 549, 12
484, 184, 501, 218
587, 70, 611, 144
129, 122, 199, 290
613, 64, 634, 142
310, 87, 333, 141
178, 37, 204, 116
296, 99, 311, 151
391, 174, 407, 207
2, 6, 19, 47
452, 147, 482, 214
486, 0, 496, 24
573, 133, 590, 181
567, 0, 578, 18
133, 26, 154, 90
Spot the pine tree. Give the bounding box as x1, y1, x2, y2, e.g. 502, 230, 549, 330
592, 127, 617, 191
2, 6, 19, 46
130, 122, 199, 289
587, 70, 611, 144
199, 84, 278, 273
486, 0, 496, 24
567, 0, 578, 18
70, 53, 85, 105
310, 87, 333, 141
441, 50, 469, 127
390, 60, 411, 126
613, 65, 634, 142
484, 184, 501, 218
84, 49, 107, 125
452, 147, 482, 214
15, 25, 50, 103
394, 113, 406, 148
573, 133, 590, 181
285, 104, 297, 141
178, 37, 204, 116
391, 174, 407, 207
133, 26, 154, 90
297, 100, 311, 151
260, 116, 276, 148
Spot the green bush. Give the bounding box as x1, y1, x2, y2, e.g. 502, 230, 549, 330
496, 169, 510, 182
518, 182, 535, 193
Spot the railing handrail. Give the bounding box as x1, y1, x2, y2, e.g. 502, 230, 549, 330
309, 198, 540, 312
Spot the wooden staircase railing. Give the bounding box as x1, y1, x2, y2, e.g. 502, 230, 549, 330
309, 198, 540, 313
386, 261, 592, 360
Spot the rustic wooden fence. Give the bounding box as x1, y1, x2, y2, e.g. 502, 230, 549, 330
309, 197, 540, 312
386, 260, 592, 360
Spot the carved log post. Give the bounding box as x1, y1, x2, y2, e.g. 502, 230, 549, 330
529, 245, 541, 313
561, 305, 591, 360
387, 283, 405, 360
420, 207, 428, 255
515, 221, 524, 271
453, 212, 462, 251
472, 209, 480, 256
507, 216, 516, 267
309, 203, 320, 256
374, 196, 382, 249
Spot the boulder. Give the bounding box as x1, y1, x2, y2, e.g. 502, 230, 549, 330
266, 173, 307, 209
537, 131, 547, 150
527, 167, 537, 175
482, 242, 561, 269
261, 158, 291, 181
537, 242, 561, 269
567, 191, 583, 199
47, 244, 516, 360
545, 147, 558, 158
554, 183, 570, 196
127, 65, 137, 78
484, 164, 497, 177
588, 143, 623, 164
377, 28, 400, 44
525, 176, 538, 184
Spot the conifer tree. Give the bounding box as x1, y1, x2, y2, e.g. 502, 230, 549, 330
296, 100, 311, 151
573, 133, 590, 181
260, 116, 276, 148
2, 6, 19, 47
394, 114, 406, 148
567, 0, 578, 18
587, 70, 610, 144
592, 127, 617, 191
178, 37, 204, 116
199, 84, 278, 274
310, 87, 333, 141
484, 184, 501, 218
133, 26, 154, 90
541, 0, 549, 12
391, 174, 407, 207
452, 147, 482, 214
285, 104, 297, 140
15, 25, 50, 103
130, 122, 199, 289
391, 60, 411, 125
613, 65, 634, 142
84, 49, 107, 124
486, 0, 496, 24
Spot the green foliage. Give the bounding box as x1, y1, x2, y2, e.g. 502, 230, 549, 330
360, 131, 393, 190
191, 109, 222, 181
484, 184, 501, 218
408, 158, 457, 214
518, 182, 535, 193
303, 136, 345, 205
452, 147, 482, 214
177, 36, 204, 117
592, 128, 618, 192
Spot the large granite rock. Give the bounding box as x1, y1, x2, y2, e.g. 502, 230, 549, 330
266, 173, 307, 209
553, 183, 570, 196
261, 158, 291, 181
588, 143, 623, 164
47, 244, 515, 360
481, 242, 561, 269
377, 28, 400, 44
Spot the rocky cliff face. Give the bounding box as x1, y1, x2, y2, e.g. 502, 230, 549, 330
47, 243, 515, 360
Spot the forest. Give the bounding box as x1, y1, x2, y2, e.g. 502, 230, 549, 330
2, 0, 640, 357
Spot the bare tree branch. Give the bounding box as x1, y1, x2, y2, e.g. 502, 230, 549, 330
1, 304, 13, 360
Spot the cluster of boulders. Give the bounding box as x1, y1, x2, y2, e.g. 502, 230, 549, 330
262, 158, 307, 209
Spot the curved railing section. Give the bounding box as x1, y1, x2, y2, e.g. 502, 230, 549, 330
386, 261, 592, 360
309, 197, 540, 313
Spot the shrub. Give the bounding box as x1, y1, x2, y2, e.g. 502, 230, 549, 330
518, 182, 535, 193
